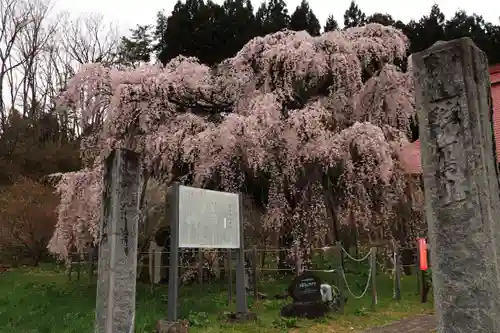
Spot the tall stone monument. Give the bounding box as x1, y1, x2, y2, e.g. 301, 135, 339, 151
413, 37, 500, 332
95, 149, 143, 333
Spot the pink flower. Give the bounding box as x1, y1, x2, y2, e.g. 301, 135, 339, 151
50, 24, 421, 258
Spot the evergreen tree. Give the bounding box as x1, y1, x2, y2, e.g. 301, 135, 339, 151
444, 11, 500, 64
153, 0, 228, 65
153, 10, 168, 58
323, 14, 339, 32
366, 13, 394, 26
343, 0, 366, 28
289, 0, 321, 36
150, 0, 500, 67
256, 0, 290, 35
116, 25, 153, 67
191, 0, 227, 65
154, 0, 200, 64
220, 0, 259, 58
406, 4, 446, 53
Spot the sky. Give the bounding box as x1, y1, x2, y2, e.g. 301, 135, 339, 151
53, 0, 500, 35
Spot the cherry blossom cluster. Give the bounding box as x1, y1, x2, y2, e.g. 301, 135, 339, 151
51, 24, 423, 257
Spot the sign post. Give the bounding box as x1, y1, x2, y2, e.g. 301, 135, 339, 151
167, 184, 255, 322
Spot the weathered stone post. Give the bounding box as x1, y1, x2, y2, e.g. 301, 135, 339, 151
149, 239, 162, 284
95, 149, 143, 333
413, 37, 500, 332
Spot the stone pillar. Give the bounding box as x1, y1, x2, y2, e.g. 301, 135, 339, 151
413, 37, 500, 333
95, 149, 143, 333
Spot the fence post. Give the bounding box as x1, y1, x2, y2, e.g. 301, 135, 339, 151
420, 247, 431, 303
198, 249, 204, 285
227, 249, 233, 305
88, 250, 94, 283
420, 268, 427, 303
370, 247, 377, 308
179, 250, 183, 282
415, 241, 421, 295
67, 255, 72, 281
150, 247, 155, 293
260, 248, 266, 275
335, 241, 345, 314
393, 245, 401, 301
252, 246, 258, 300
76, 254, 81, 281
213, 250, 220, 280
294, 244, 302, 276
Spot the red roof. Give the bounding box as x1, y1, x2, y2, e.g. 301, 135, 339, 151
492, 64, 500, 84
399, 65, 500, 174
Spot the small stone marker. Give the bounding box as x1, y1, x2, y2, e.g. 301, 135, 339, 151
95, 149, 143, 333
414, 37, 500, 332
281, 271, 328, 319
288, 271, 322, 302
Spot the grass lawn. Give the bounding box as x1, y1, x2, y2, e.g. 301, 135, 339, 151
0, 264, 433, 333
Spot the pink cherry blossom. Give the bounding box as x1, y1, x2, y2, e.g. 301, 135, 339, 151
50, 24, 423, 258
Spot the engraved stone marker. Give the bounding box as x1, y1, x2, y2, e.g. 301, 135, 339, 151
413, 37, 500, 332
95, 149, 143, 333
288, 272, 322, 302
281, 271, 327, 318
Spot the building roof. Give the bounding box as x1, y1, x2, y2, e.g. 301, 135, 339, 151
492, 64, 500, 84
398, 65, 500, 174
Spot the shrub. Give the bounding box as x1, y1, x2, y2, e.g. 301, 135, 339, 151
0, 177, 58, 266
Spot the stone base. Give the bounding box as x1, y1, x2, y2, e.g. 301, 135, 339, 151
226, 311, 258, 323
280, 301, 328, 319
156, 319, 189, 333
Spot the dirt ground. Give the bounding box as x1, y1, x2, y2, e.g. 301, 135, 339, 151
362, 314, 436, 333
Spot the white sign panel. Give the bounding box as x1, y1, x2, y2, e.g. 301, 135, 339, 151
178, 185, 240, 248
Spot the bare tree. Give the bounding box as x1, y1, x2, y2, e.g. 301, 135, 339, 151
0, 0, 33, 130
60, 12, 120, 66
47, 12, 120, 138
13, 0, 57, 118
0, 0, 57, 159
40, 39, 77, 140
0, 2, 121, 139
12, 11, 120, 140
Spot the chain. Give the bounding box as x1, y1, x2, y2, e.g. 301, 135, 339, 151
340, 263, 372, 299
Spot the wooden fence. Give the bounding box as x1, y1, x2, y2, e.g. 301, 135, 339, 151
66, 240, 432, 307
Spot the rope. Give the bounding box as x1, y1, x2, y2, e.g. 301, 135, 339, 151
254, 248, 290, 253
341, 247, 372, 262
340, 263, 372, 299
330, 283, 340, 294
304, 268, 337, 273
401, 264, 416, 267
311, 246, 337, 251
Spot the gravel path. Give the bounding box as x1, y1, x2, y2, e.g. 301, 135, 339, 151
362, 314, 436, 333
